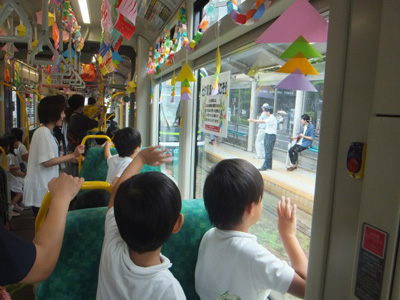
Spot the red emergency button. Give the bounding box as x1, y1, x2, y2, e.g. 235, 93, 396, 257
347, 157, 360, 173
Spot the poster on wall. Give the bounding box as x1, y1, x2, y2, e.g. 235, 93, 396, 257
200, 71, 230, 138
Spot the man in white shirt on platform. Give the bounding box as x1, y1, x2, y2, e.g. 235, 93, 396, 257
254, 103, 269, 159
249, 106, 277, 171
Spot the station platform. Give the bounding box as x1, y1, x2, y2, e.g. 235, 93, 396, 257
204, 141, 317, 215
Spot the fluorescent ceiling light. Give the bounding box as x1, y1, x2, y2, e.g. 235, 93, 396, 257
78, 0, 90, 24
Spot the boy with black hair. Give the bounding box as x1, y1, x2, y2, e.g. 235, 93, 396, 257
195, 159, 308, 299
104, 127, 142, 185
96, 145, 186, 300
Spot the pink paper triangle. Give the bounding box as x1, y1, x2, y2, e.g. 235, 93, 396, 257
275, 69, 317, 92
256, 0, 328, 43
181, 92, 192, 101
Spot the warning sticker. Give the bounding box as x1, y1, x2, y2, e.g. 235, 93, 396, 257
355, 223, 388, 300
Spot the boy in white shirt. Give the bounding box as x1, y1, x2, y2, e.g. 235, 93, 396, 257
96, 146, 186, 300
104, 127, 141, 185
195, 159, 308, 299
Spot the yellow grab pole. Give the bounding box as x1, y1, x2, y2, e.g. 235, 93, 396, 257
78, 135, 113, 173
35, 181, 113, 233
0, 146, 6, 170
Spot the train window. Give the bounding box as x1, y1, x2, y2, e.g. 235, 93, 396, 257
195, 42, 326, 299
159, 79, 182, 183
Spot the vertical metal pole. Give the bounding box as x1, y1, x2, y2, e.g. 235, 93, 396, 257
247, 79, 257, 152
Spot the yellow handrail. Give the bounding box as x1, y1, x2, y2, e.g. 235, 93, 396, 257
0, 82, 31, 150
78, 135, 113, 173
35, 181, 113, 234
119, 103, 123, 127
102, 92, 124, 131
0, 146, 6, 170
31, 89, 42, 101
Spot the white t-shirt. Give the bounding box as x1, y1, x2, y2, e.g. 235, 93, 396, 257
96, 208, 186, 300
264, 114, 278, 135
6, 154, 24, 193
23, 127, 59, 207
195, 228, 294, 300
105, 155, 132, 184
14, 142, 28, 165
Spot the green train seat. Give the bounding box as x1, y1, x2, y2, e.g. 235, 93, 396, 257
35, 199, 212, 300
79, 147, 161, 181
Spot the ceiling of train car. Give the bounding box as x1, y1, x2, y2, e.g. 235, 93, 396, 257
20, 0, 183, 44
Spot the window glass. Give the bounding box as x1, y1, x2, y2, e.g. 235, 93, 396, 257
195, 41, 326, 300
159, 80, 182, 183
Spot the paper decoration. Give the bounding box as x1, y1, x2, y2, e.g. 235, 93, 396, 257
114, 14, 136, 40
175, 62, 196, 82
280, 36, 323, 58
17, 23, 26, 36
4, 68, 10, 83
276, 69, 317, 92
36, 11, 55, 26
126, 81, 136, 93
171, 70, 176, 103
227, 0, 272, 25
112, 51, 123, 63
255, 0, 328, 43
212, 46, 221, 95
53, 23, 59, 51
116, 0, 137, 25
1, 44, 18, 52
46, 75, 52, 85
277, 52, 319, 75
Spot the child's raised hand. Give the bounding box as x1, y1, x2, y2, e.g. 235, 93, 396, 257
277, 196, 297, 238
73, 144, 85, 157
48, 173, 84, 202
137, 145, 172, 166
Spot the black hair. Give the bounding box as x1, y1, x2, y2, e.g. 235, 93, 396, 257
114, 172, 182, 253
265, 108, 274, 114
301, 114, 310, 122
94, 131, 107, 145
68, 94, 85, 111
88, 97, 96, 105
113, 127, 141, 157
3, 134, 16, 156
38, 95, 66, 125
106, 123, 120, 139
0, 136, 9, 154
10, 128, 23, 142
69, 190, 110, 211
203, 159, 264, 229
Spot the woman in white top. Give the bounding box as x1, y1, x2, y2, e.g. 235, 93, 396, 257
23, 95, 85, 217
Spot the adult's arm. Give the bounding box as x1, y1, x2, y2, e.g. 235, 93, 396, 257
104, 141, 112, 160
42, 145, 84, 168
20, 174, 84, 283
107, 145, 172, 210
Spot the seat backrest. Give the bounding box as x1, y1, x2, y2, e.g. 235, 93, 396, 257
79, 147, 161, 181
35, 199, 211, 300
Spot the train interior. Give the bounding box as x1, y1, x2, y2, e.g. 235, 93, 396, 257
1, 0, 400, 299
